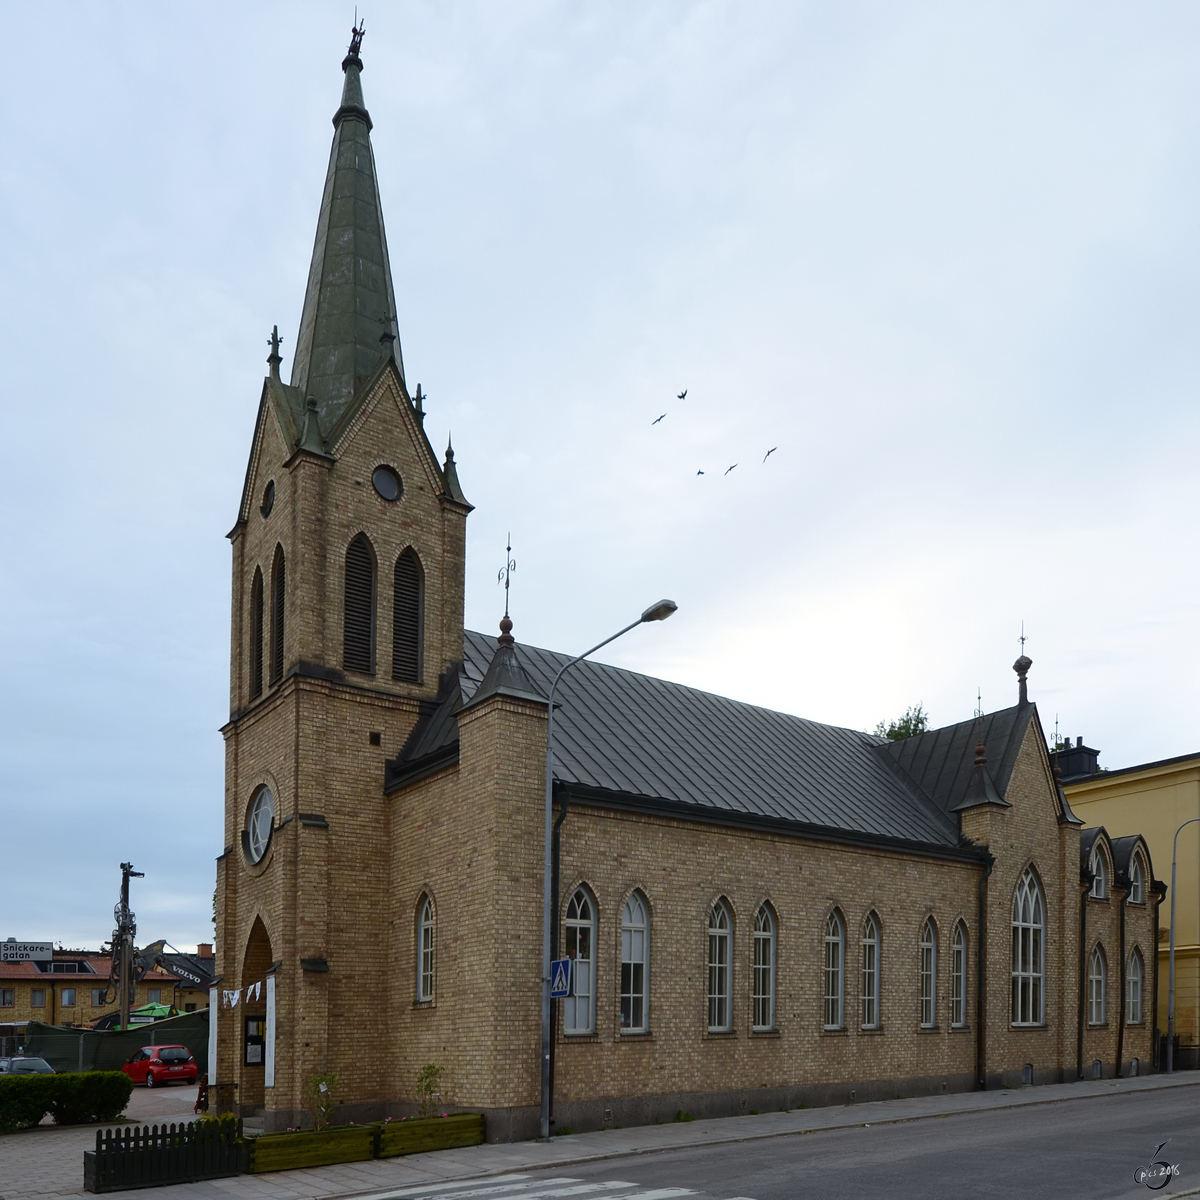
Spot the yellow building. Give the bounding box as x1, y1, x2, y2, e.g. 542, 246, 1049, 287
1059, 741, 1200, 1067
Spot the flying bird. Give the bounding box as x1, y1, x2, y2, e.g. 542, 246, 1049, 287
677, 390, 687, 400
763, 447, 777, 462
724, 464, 737, 476
696, 469, 704, 475
652, 413, 667, 425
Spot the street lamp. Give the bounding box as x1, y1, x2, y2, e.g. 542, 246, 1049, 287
539, 599, 677, 1140
1167, 816, 1200, 1072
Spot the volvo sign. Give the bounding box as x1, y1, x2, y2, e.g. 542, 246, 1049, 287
2, 940, 53, 963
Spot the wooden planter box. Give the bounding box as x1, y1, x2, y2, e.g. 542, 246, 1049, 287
247, 1123, 377, 1173
377, 1113, 485, 1158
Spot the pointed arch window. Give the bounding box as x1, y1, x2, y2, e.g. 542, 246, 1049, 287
621, 892, 649, 1033
392, 547, 424, 682
951, 921, 968, 1028
823, 910, 845, 1030
564, 887, 596, 1036
269, 545, 285, 686
752, 905, 776, 1032
1090, 846, 1108, 899
1088, 945, 1107, 1025
1129, 855, 1145, 904
1012, 867, 1045, 1026
920, 918, 938, 1028
416, 895, 435, 1002
707, 900, 732, 1032
344, 534, 376, 674
250, 567, 265, 700
861, 913, 880, 1030
1127, 949, 1144, 1024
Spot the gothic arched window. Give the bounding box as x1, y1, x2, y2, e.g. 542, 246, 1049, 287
1088, 944, 1107, 1025
392, 547, 424, 682
621, 892, 649, 1033
564, 887, 596, 1036
919, 918, 938, 1028
951, 921, 968, 1028
752, 905, 776, 1032
824, 910, 845, 1030
344, 534, 376, 674
416, 895, 434, 1002
1090, 846, 1108, 899
1129, 854, 1145, 904
707, 900, 732, 1032
861, 913, 880, 1030
1127, 949, 1144, 1024
1012, 867, 1045, 1026
250, 567, 264, 700
269, 545, 285, 686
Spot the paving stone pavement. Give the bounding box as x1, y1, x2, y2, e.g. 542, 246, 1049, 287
2, 1073, 1198, 1200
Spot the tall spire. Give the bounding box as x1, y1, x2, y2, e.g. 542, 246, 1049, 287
290, 22, 403, 436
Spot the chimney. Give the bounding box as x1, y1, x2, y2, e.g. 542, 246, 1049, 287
196, 943, 214, 960
1049, 736, 1100, 782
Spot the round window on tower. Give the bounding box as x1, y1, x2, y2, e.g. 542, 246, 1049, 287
244, 786, 275, 865
372, 465, 403, 502
260, 480, 275, 518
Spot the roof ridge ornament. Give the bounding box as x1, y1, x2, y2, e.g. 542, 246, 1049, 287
345, 17, 365, 68
1014, 654, 1032, 706
267, 325, 283, 382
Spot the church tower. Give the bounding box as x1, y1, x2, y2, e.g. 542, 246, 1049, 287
215, 26, 471, 1124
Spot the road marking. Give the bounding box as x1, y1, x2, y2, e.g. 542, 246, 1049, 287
614, 1191, 696, 1200
354, 1179, 548, 1200
365, 1184, 638, 1200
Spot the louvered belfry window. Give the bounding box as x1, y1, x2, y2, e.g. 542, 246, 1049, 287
392, 547, 423, 682
269, 545, 285, 686
250, 567, 265, 699
344, 533, 376, 674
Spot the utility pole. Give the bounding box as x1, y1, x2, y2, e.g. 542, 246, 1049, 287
113, 863, 144, 1030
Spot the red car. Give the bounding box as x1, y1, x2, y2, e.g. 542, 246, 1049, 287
122, 1045, 199, 1087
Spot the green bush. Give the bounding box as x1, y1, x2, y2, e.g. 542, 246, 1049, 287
0, 1072, 133, 1134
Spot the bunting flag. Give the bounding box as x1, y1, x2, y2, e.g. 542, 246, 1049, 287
231, 988, 242, 1008
221, 980, 269, 1006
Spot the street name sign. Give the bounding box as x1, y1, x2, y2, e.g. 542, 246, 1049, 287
2, 941, 53, 962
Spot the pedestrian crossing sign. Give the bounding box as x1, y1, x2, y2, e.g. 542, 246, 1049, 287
550, 957, 572, 998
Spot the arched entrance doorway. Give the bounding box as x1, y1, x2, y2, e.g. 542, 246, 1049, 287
239, 917, 273, 1110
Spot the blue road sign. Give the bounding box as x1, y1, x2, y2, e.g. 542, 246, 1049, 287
550, 957, 571, 998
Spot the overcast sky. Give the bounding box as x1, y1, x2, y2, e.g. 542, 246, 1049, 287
2, 2, 1198, 951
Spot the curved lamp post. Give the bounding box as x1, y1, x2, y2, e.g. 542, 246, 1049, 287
539, 599, 677, 1139
1168, 816, 1200, 1072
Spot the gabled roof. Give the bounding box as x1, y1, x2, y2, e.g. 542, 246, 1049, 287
882, 705, 1034, 819
289, 39, 403, 438
390, 630, 985, 853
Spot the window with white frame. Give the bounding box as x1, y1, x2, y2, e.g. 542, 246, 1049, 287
1090, 847, 1108, 899
919, 918, 937, 1028
861, 913, 880, 1030
1127, 949, 1144, 1024
91, 988, 105, 1007
707, 900, 732, 1032
752, 905, 776, 1031
823, 911, 845, 1030
1129, 855, 1145, 904
1012, 867, 1045, 1025
621, 892, 649, 1033
951, 921, 968, 1028
564, 887, 596, 1035
1088, 945, 1106, 1025
417, 895, 435, 1002
61, 988, 76, 1007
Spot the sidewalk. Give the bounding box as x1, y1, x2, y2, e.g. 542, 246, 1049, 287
3, 1072, 1198, 1200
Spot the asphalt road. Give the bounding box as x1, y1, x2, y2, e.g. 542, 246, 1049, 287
502, 1085, 1200, 1200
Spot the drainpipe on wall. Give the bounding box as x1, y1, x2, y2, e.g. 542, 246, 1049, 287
976, 853, 994, 1090
1077, 873, 1092, 1080
1116, 883, 1129, 1077
547, 788, 570, 1132
1152, 880, 1166, 1070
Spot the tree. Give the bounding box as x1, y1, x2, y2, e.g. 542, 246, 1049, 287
874, 704, 929, 741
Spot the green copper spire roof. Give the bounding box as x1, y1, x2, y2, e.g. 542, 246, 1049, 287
290, 28, 403, 434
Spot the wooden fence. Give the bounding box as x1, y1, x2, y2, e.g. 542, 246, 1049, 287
83, 1120, 243, 1192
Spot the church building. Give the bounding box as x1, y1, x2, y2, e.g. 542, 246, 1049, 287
212, 33, 1163, 1138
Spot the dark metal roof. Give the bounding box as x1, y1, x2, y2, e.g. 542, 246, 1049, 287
882, 705, 1035, 820
387, 631, 982, 849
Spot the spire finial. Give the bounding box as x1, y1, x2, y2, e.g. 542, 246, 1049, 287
267, 325, 283, 381
497, 534, 516, 637
413, 383, 425, 422
299, 394, 324, 454
347, 16, 365, 64
1013, 650, 1032, 706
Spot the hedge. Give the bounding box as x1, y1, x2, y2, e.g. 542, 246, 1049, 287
0, 1072, 133, 1134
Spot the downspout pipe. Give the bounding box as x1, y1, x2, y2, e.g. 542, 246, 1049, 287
1152, 880, 1166, 1070
976, 853, 994, 1090
1078, 871, 1092, 1080
1116, 881, 1129, 1076
547, 788, 570, 1131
